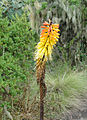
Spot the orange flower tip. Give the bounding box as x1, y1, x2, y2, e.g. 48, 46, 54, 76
41, 26, 45, 28
58, 24, 59, 28
41, 26, 48, 29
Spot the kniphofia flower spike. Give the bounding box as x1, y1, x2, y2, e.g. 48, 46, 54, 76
35, 20, 60, 63
35, 20, 60, 120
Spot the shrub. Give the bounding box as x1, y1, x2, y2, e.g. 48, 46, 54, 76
0, 7, 38, 108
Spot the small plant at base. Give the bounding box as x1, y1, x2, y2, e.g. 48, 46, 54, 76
34, 19, 60, 120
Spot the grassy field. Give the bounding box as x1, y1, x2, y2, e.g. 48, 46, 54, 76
44, 63, 87, 119
29, 62, 87, 119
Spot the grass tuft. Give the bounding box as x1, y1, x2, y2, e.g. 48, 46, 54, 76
44, 62, 87, 119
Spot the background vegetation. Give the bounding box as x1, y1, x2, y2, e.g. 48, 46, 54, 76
0, 0, 87, 120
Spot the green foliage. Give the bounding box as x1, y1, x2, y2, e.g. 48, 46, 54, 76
41, 2, 47, 9
68, 0, 81, 5
0, 7, 38, 107
0, 0, 25, 19
26, 0, 36, 4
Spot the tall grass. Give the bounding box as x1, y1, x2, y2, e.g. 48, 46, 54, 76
44, 62, 87, 119
15, 62, 87, 119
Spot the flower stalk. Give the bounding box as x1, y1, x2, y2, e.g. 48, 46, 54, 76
35, 20, 60, 120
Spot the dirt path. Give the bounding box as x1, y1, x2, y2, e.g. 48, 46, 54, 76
78, 110, 87, 120
63, 97, 87, 120
67, 109, 87, 120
